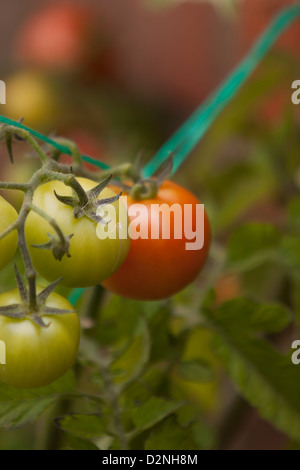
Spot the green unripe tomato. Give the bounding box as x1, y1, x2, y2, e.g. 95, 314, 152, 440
0, 288, 80, 388
25, 177, 130, 287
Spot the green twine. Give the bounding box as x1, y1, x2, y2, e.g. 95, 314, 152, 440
68, 288, 86, 306
0, 115, 110, 170
142, 4, 300, 178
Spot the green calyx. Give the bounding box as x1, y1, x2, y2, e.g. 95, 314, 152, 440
0, 266, 75, 327
54, 174, 122, 224
128, 154, 174, 201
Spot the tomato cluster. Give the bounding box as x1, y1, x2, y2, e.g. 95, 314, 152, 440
0, 172, 210, 389
23, 176, 210, 298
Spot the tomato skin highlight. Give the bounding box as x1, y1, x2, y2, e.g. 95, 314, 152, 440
25, 177, 131, 288
0, 288, 80, 389
0, 196, 18, 271
103, 181, 211, 300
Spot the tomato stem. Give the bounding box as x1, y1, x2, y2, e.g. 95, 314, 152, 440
0, 220, 18, 242
4, 126, 49, 163
52, 137, 83, 166
98, 354, 129, 450
0, 124, 126, 318
0, 181, 29, 191
14, 187, 38, 311
130, 179, 158, 200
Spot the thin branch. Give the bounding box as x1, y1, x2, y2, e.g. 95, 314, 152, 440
46, 171, 89, 207
0, 220, 18, 241
98, 357, 129, 450
30, 204, 67, 246
0, 181, 29, 191
53, 137, 83, 166
17, 192, 37, 311
5, 126, 48, 163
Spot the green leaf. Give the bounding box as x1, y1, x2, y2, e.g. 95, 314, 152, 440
97, 296, 143, 346
215, 337, 300, 442
287, 197, 300, 231
56, 413, 108, 440
290, 278, 300, 324
192, 421, 216, 449
148, 304, 172, 362
202, 305, 300, 442
130, 397, 183, 436
211, 298, 291, 334
65, 433, 100, 450
226, 223, 280, 272
0, 371, 76, 428
281, 236, 300, 278
176, 403, 198, 427
177, 359, 214, 383
145, 416, 215, 450
145, 416, 198, 450
110, 315, 151, 390
122, 364, 169, 409
216, 177, 275, 233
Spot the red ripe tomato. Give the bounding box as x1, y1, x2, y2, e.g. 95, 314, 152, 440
14, 3, 93, 71
102, 181, 211, 300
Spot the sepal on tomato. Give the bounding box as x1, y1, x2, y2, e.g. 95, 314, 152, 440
0, 268, 75, 327
31, 231, 73, 261
54, 173, 122, 224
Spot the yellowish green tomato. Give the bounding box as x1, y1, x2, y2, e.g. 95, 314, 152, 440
25, 177, 131, 287
0, 288, 80, 388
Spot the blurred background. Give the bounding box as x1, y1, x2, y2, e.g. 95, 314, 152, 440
0, 0, 299, 168
0, 0, 300, 450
